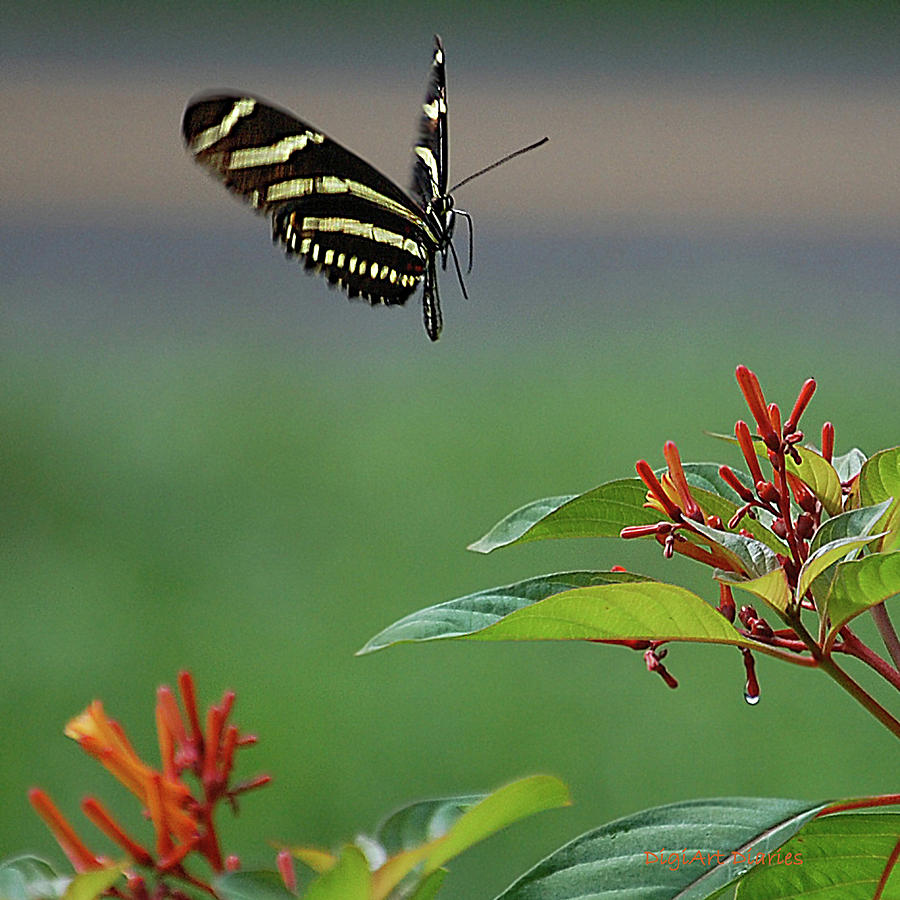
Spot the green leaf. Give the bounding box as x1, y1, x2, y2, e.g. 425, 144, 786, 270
0, 858, 67, 900
377, 797, 482, 856
824, 551, 900, 640
809, 499, 893, 554
804, 499, 893, 607
688, 489, 787, 556
406, 869, 446, 900
359, 571, 653, 654
424, 777, 570, 874
303, 847, 370, 900
493, 798, 826, 900
785, 446, 843, 517
720, 568, 792, 613
691, 523, 780, 578
797, 534, 885, 601
466, 582, 754, 648
832, 447, 867, 483
370, 778, 568, 900
854, 446, 900, 551
215, 871, 299, 900
734, 812, 900, 899
63, 868, 124, 900
468, 480, 655, 553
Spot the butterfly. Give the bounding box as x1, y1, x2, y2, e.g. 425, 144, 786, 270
182, 35, 546, 340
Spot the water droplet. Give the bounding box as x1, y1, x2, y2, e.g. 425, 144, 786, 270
744, 691, 760, 706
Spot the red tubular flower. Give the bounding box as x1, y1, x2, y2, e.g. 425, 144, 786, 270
787, 472, 817, 514
29, 789, 103, 872
717, 584, 736, 623
767, 403, 781, 438
178, 670, 204, 745
719, 465, 755, 503
734, 420, 765, 486
785, 378, 816, 435
735, 366, 778, 450
635, 459, 683, 520
821, 422, 835, 463
621, 522, 671, 539
742, 649, 760, 703
277, 850, 297, 892
663, 441, 703, 523
82, 798, 154, 866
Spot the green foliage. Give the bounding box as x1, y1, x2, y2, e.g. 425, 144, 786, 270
279, 777, 570, 900
494, 798, 826, 900
467, 479, 655, 552
734, 813, 900, 899
362, 578, 755, 652
362, 375, 899, 896
0, 859, 123, 900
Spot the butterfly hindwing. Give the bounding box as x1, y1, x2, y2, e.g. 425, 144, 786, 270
182, 94, 440, 309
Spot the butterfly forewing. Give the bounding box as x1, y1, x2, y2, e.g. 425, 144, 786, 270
411, 35, 449, 213
182, 94, 440, 309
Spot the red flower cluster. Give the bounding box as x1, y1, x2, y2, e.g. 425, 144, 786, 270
30, 671, 269, 897
619, 367, 835, 695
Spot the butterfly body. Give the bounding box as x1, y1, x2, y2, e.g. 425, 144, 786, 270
183, 36, 452, 340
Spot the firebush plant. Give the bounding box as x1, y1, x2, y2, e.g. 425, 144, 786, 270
5, 367, 898, 899
360, 365, 900, 897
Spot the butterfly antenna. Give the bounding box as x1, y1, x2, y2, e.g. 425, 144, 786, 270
449, 136, 549, 193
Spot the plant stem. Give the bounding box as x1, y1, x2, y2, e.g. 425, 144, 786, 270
786, 611, 900, 739
837, 627, 900, 691
871, 602, 900, 671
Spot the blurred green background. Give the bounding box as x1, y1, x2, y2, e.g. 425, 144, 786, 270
2, 2, 899, 897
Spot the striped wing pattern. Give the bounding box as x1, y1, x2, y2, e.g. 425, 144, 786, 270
182, 80, 450, 338
412, 35, 449, 212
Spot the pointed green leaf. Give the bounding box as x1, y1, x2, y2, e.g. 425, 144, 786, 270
63, 867, 124, 900
468, 480, 655, 553
825, 551, 900, 641
467, 582, 754, 648
0, 858, 67, 900
215, 871, 299, 900
691, 523, 780, 578
359, 571, 653, 654
424, 776, 571, 873
371, 778, 568, 899
494, 798, 826, 900
785, 446, 843, 517
377, 797, 482, 856
832, 447, 867, 483
854, 446, 900, 551
720, 568, 792, 613
303, 847, 370, 900
809, 499, 893, 554
734, 812, 900, 899
797, 534, 885, 600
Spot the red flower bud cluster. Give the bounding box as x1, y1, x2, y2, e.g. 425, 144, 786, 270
30, 671, 269, 898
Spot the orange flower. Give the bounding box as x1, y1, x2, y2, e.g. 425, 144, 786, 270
65, 700, 197, 846
31, 670, 269, 893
